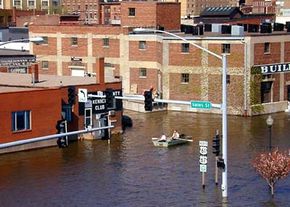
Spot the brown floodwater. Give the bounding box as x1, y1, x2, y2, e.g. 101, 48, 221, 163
0, 110, 289, 206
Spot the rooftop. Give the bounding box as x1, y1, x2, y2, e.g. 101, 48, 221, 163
0, 72, 119, 93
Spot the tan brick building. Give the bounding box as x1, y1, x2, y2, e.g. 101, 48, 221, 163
28, 1, 290, 116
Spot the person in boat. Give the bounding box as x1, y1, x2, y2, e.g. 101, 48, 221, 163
159, 134, 167, 142
171, 130, 180, 140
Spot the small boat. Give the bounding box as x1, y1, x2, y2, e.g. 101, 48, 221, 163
152, 135, 192, 147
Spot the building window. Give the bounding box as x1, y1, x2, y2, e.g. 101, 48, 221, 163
11, 110, 31, 132
139, 41, 146, 50
71, 37, 78, 46
103, 38, 109, 47
42, 0, 48, 7
181, 73, 189, 83
222, 44, 230, 54
261, 81, 272, 103
181, 43, 189, 53
41, 61, 49, 69
128, 8, 135, 16
139, 68, 147, 77
264, 42, 270, 54
42, 36, 48, 44
28, 0, 35, 7
14, 0, 21, 6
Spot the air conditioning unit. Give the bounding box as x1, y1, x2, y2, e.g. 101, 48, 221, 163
212, 24, 222, 33
231, 26, 244, 36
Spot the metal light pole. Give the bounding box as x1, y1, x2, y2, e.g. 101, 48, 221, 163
266, 115, 273, 150
133, 28, 228, 199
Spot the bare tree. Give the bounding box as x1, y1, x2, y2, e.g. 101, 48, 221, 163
252, 149, 290, 196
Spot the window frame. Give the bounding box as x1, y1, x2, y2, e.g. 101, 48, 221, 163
264, 42, 270, 54
71, 37, 78, 46
41, 61, 49, 69
139, 41, 146, 50
139, 68, 147, 78
11, 110, 31, 132
222, 44, 231, 54
181, 73, 189, 84
128, 8, 135, 16
28, 0, 35, 7
181, 43, 189, 53
103, 38, 109, 47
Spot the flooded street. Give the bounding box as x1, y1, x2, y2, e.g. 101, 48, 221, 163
0, 111, 289, 206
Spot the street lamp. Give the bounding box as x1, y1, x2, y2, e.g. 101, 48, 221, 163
266, 115, 273, 150
133, 28, 228, 199
0, 37, 44, 49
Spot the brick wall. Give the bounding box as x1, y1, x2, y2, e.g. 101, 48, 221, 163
130, 67, 158, 94
169, 43, 202, 66
129, 41, 163, 63
169, 73, 201, 101
121, 2, 180, 30
121, 2, 157, 28
92, 38, 120, 58
254, 42, 281, 65
0, 89, 62, 143
156, 3, 181, 31
285, 42, 290, 62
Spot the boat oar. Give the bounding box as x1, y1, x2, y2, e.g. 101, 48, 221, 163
175, 138, 193, 142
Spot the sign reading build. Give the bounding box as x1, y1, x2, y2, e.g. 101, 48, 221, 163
258, 63, 290, 74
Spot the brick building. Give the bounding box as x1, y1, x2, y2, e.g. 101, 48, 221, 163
0, 0, 61, 14
178, 0, 237, 18
28, 1, 290, 116
0, 59, 123, 154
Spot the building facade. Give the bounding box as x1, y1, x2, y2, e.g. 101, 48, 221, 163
28, 1, 290, 116
0, 0, 62, 14
0, 59, 123, 154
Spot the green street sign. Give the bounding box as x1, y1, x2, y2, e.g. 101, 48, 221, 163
191, 101, 212, 109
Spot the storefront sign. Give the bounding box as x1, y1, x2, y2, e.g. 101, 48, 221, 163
259, 63, 290, 74
0, 56, 35, 67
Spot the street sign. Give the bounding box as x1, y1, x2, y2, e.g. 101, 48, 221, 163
199, 140, 208, 173
200, 164, 207, 173
78, 88, 88, 103
191, 101, 212, 109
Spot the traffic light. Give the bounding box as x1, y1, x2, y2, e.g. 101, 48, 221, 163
212, 134, 220, 156
144, 90, 153, 111
56, 120, 67, 148
68, 86, 76, 105
217, 157, 225, 170
105, 88, 114, 108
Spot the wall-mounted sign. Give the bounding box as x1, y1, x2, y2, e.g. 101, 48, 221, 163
258, 63, 290, 74
0, 56, 35, 68
78, 88, 88, 103
71, 57, 82, 62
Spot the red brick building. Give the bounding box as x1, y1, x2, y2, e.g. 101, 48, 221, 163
28, 1, 290, 116
0, 59, 123, 154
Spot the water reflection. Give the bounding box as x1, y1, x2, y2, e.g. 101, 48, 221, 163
0, 111, 289, 206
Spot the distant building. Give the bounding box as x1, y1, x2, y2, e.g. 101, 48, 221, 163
29, 1, 290, 116
178, 0, 237, 18
0, 0, 62, 14
241, 0, 276, 14
194, 6, 275, 24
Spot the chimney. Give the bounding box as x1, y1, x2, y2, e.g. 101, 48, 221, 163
29, 63, 39, 85
96, 57, 105, 84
